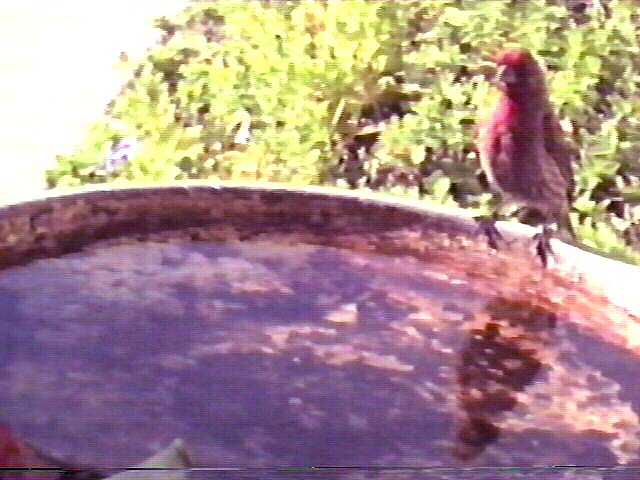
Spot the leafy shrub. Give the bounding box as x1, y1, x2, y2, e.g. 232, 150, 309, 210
47, 0, 640, 264
48, 1, 408, 186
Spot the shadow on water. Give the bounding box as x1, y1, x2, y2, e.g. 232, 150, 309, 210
454, 298, 556, 460
0, 237, 638, 478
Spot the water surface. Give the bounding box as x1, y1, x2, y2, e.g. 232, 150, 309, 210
0, 238, 638, 475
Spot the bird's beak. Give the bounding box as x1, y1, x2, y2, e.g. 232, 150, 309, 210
497, 65, 517, 86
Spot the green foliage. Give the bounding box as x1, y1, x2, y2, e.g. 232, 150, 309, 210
48, 0, 408, 187
47, 0, 640, 264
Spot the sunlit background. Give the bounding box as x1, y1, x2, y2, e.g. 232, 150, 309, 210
0, 1, 186, 203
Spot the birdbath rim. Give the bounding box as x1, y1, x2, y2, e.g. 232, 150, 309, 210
0, 180, 638, 316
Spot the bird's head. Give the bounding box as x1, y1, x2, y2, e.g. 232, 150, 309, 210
494, 48, 546, 100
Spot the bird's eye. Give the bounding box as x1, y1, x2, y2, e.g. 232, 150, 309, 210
497, 65, 517, 85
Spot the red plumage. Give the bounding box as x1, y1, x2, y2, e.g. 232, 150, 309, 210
478, 48, 574, 232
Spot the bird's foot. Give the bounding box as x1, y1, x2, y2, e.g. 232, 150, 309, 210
474, 216, 503, 251
532, 226, 556, 268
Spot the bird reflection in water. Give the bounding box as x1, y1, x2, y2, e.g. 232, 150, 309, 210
454, 297, 557, 460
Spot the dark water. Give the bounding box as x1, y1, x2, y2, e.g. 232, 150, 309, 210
0, 239, 638, 477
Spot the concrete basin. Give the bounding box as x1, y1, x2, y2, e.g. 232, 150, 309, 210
0, 182, 638, 479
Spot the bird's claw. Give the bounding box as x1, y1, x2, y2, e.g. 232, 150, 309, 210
474, 216, 503, 251
532, 226, 555, 268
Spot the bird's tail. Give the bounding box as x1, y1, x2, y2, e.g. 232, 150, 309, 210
554, 211, 576, 244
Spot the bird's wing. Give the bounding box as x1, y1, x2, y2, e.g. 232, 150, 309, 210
536, 149, 570, 217
543, 104, 575, 199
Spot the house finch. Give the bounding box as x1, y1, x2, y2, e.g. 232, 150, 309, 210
477, 48, 575, 266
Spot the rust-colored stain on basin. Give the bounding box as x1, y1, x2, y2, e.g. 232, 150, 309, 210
0, 183, 639, 479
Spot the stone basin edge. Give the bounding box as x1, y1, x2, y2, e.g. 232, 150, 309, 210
0, 180, 637, 316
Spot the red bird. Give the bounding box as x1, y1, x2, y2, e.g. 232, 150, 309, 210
477, 48, 575, 266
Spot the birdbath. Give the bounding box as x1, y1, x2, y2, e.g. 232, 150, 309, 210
0, 182, 639, 479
